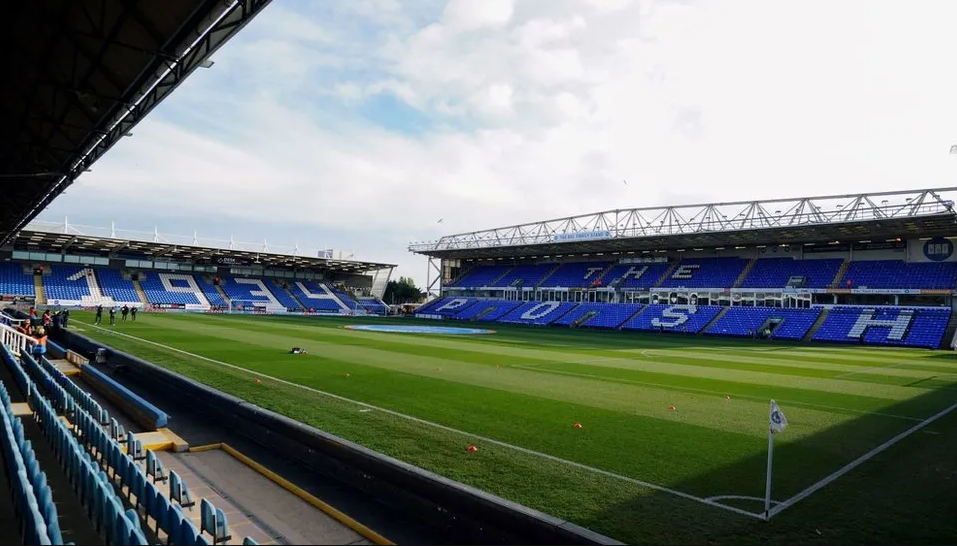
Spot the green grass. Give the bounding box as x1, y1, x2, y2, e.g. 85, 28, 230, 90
69, 312, 957, 544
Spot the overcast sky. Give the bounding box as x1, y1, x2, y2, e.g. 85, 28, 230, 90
40, 0, 957, 288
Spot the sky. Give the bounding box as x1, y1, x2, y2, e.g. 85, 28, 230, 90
39, 0, 957, 289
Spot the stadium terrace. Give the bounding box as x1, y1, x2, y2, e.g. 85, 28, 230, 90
409, 187, 957, 350
1, 221, 394, 316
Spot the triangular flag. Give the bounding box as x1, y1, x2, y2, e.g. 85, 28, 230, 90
769, 400, 788, 434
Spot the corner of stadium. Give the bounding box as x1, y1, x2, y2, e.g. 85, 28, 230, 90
2, 2, 957, 545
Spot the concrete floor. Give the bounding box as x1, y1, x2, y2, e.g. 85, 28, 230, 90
161, 449, 372, 545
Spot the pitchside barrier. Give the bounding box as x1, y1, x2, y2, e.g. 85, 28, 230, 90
53, 328, 621, 546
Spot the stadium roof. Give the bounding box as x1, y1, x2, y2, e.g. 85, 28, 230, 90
0, 0, 273, 248
409, 187, 957, 260
11, 222, 394, 275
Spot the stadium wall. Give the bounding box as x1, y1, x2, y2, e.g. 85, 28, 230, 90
52, 328, 621, 546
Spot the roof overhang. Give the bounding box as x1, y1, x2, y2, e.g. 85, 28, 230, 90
0, 0, 274, 246
11, 230, 395, 275
410, 187, 957, 260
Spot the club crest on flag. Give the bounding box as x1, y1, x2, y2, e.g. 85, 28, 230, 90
769, 400, 788, 433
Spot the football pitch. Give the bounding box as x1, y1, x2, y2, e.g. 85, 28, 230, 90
70, 311, 957, 544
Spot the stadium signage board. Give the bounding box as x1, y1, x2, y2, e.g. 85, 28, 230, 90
552, 230, 613, 243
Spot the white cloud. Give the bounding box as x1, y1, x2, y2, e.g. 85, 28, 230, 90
44, 0, 957, 289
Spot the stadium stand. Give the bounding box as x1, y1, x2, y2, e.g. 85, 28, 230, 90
552, 303, 643, 329
602, 263, 672, 289
623, 304, 725, 333
218, 276, 283, 307
0, 262, 35, 297
705, 307, 822, 340
452, 300, 523, 321
812, 306, 951, 348
357, 297, 389, 314
497, 301, 578, 325
741, 258, 843, 289
537, 262, 611, 288
96, 269, 142, 304
840, 260, 957, 290
194, 276, 229, 307
448, 264, 512, 288
290, 280, 346, 312
658, 258, 750, 288
267, 279, 305, 310
139, 272, 203, 306
44, 266, 93, 302
493, 264, 557, 288
0, 319, 267, 545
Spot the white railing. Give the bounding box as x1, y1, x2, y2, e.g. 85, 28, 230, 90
0, 322, 35, 356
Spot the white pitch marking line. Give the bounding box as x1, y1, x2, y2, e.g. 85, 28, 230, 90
705, 494, 781, 506
87, 325, 765, 521
511, 364, 924, 423
768, 398, 957, 519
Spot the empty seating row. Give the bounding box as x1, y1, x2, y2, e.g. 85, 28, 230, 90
812, 306, 950, 348
0, 262, 35, 296
44, 266, 93, 302
0, 378, 60, 544
418, 297, 951, 348
96, 269, 141, 304
704, 307, 822, 340
6, 333, 258, 544
447, 258, 957, 291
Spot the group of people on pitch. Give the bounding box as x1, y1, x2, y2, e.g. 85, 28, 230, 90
93, 304, 137, 325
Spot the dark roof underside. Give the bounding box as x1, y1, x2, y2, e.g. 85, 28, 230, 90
428, 215, 957, 260
0, 0, 271, 247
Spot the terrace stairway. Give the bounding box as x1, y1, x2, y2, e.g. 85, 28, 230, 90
697, 307, 729, 335
489, 266, 514, 288
804, 309, 830, 340
285, 286, 307, 309
535, 263, 564, 288
33, 271, 47, 305
654, 261, 681, 287
132, 278, 150, 306
939, 311, 957, 349
733, 258, 757, 288
830, 260, 850, 288
215, 284, 231, 305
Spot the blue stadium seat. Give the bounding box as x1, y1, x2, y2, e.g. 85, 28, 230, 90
658, 258, 750, 289
44, 266, 93, 302
704, 307, 821, 339
813, 306, 951, 348
552, 303, 642, 329
139, 272, 202, 305
841, 260, 957, 290
452, 300, 523, 321
624, 305, 724, 333
0, 262, 35, 297
95, 269, 141, 303
448, 264, 512, 288
493, 265, 556, 288
290, 280, 345, 311
497, 301, 579, 325
195, 276, 229, 307
601, 263, 671, 290
741, 258, 842, 289
537, 262, 612, 288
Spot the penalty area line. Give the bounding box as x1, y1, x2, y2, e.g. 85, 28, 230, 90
86, 324, 765, 521
768, 398, 957, 519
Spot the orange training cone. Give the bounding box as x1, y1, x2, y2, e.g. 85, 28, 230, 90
255, 379, 261, 385
467, 445, 478, 452
573, 423, 583, 429
667, 405, 677, 411
725, 395, 731, 400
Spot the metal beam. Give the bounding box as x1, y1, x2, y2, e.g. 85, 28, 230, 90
409, 187, 957, 255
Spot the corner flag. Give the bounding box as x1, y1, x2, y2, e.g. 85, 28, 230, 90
769, 400, 788, 433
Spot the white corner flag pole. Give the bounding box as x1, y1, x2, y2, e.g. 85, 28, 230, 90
765, 399, 788, 521
764, 416, 775, 521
